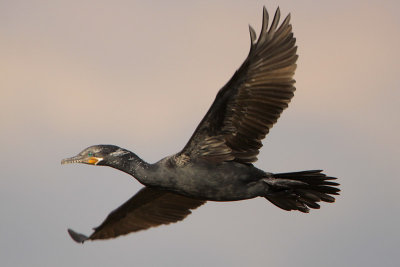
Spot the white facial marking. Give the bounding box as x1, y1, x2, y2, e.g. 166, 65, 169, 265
110, 149, 130, 157
94, 157, 104, 165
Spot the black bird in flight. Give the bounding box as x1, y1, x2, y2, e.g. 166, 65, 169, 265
62, 7, 340, 243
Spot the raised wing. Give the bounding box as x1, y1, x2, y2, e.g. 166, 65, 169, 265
68, 187, 206, 243
180, 7, 298, 164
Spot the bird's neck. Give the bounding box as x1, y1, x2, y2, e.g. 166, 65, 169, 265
104, 149, 150, 182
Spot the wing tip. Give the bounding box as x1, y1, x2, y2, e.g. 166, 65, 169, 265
67, 228, 89, 244
249, 25, 257, 44
275, 6, 281, 17
262, 6, 269, 30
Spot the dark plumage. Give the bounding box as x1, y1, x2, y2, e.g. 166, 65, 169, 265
62, 7, 340, 243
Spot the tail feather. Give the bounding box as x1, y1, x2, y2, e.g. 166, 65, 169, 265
264, 170, 340, 213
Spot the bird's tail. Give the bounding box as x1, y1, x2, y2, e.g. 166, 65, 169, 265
263, 170, 340, 213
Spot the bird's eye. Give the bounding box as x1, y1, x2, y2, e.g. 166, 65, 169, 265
88, 152, 93, 157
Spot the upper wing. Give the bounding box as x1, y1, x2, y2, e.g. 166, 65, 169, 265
67, 187, 206, 243
180, 7, 298, 164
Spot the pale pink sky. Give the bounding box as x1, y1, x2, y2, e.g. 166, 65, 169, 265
1, 1, 399, 266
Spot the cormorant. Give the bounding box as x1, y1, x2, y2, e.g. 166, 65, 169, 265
62, 7, 340, 243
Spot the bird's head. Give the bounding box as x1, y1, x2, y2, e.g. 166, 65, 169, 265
61, 145, 128, 166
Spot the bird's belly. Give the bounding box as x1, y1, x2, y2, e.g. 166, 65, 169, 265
177, 178, 263, 201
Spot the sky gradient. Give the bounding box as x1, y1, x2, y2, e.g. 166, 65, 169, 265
1, 1, 399, 266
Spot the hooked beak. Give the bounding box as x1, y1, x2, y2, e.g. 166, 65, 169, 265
61, 155, 103, 165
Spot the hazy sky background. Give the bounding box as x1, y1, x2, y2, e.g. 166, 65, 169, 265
1, 0, 399, 266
